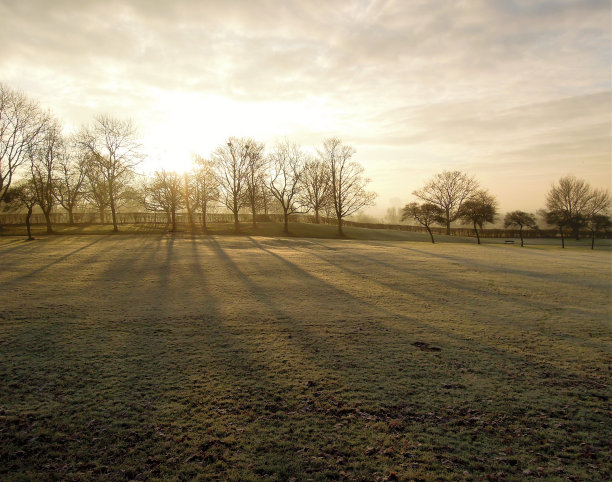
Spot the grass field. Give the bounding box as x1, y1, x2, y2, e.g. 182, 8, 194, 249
1, 233, 611, 480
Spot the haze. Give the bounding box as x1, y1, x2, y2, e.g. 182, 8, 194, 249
1, 0, 610, 216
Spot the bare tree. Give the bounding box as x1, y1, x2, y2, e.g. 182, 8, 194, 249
29, 117, 62, 234
401, 202, 444, 243
191, 156, 219, 233
0, 83, 46, 212
299, 159, 330, 224
586, 214, 611, 250
413, 170, 479, 235
457, 190, 497, 244
244, 139, 266, 228
78, 115, 143, 232
319, 137, 377, 236
268, 141, 307, 234
546, 176, 610, 240
3, 180, 38, 240
54, 138, 87, 225
504, 211, 537, 247
144, 170, 185, 232
83, 157, 110, 223
213, 137, 251, 233
539, 209, 570, 248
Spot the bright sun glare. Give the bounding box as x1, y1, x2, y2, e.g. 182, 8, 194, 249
140, 91, 336, 175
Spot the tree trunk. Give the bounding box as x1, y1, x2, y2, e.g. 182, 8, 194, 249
251, 202, 257, 228
109, 191, 118, 232
233, 210, 240, 233
26, 207, 33, 240
314, 209, 320, 224
426, 226, 435, 244
99, 207, 105, 224
560, 227, 565, 248
591, 231, 595, 250
283, 210, 289, 234
519, 226, 524, 247
171, 210, 176, 232
445, 209, 451, 235
473, 222, 480, 244
44, 210, 53, 234
337, 216, 344, 236
68, 207, 75, 226
202, 205, 207, 234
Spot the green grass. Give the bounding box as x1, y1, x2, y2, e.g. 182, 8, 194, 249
2, 221, 610, 248
0, 235, 610, 480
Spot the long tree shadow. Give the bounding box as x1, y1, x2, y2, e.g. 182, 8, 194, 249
394, 244, 608, 290
6, 235, 111, 283
246, 237, 610, 387
303, 239, 603, 320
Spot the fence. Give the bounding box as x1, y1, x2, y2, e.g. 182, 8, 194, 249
0, 211, 609, 239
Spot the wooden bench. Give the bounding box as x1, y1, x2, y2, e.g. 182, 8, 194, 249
504, 240, 515, 244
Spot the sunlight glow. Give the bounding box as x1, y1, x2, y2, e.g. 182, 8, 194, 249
140, 91, 337, 174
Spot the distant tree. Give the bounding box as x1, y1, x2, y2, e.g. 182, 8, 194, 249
319, 137, 377, 236
54, 138, 87, 225
0, 83, 47, 213
457, 190, 497, 244
384, 206, 401, 225
539, 209, 571, 248
28, 117, 62, 234
268, 141, 306, 234
401, 202, 444, 243
413, 170, 479, 235
504, 211, 537, 247
83, 157, 110, 223
3, 181, 38, 240
213, 137, 251, 233
144, 170, 185, 232
191, 156, 219, 233
546, 176, 610, 240
78, 115, 143, 232
243, 139, 266, 228
586, 214, 611, 250
299, 159, 330, 224
258, 180, 275, 216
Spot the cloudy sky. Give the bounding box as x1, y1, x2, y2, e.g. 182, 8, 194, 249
1, 0, 610, 216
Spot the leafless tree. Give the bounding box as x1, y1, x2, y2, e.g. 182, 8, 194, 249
401, 202, 445, 243
3, 180, 38, 240
244, 139, 266, 228
191, 156, 220, 233
29, 117, 62, 233
213, 137, 251, 233
268, 141, 307, 234
78, 115, 143, 231
54, 137, 87, 225
586, 214, 611, 250
319, 137, 377, 236
413, 170, 479, 235
457, 190, 497, 244
538, 209, 570, 248
83, 157, 110, 223
0, 83, 47, 212
546, 175, 610, 240
144, 170, 185, 231
299, 159, 330, 224
504, 211, 537, 247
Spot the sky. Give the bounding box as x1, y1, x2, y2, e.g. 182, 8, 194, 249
1, 0, 610, 217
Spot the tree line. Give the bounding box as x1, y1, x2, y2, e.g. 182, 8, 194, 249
0, 83, 376, 238
402, 170, 610, 248
1, 83, 610, 247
